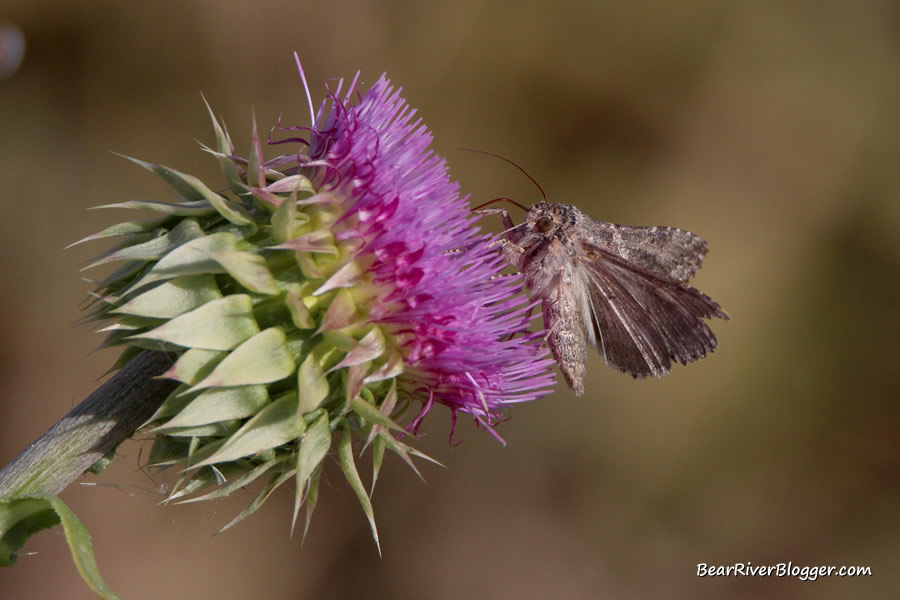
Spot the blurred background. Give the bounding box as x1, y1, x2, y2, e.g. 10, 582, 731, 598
1, 1, 898, 598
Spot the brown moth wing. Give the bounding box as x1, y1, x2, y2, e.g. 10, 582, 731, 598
576, 240, 729, 378
587, 222, 709, 284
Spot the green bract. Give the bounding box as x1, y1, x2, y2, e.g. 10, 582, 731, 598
77, 105, 436, 549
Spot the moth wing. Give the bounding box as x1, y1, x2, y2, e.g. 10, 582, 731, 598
589, 223, 709, 283
576, 241, 728, 377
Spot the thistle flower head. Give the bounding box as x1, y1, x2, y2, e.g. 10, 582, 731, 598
78, 58, 555, 545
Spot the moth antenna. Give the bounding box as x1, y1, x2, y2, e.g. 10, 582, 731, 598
471, 197, 530, 212
459, 147, 548, 203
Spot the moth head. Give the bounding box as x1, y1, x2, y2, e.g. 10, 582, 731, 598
535, 214, 554, 233
527, 202, 566, 235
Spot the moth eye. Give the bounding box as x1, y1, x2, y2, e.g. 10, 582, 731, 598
536, 216, 554, 232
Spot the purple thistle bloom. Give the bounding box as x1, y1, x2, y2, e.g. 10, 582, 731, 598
279, 70, 556, 440
70, 57, 561, 552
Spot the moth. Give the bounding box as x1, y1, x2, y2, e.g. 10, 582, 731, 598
471, 151, 729, 396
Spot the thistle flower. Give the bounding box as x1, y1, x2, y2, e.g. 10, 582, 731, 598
77, 57, 556, 546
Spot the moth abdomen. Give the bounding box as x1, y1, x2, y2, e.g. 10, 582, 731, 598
542, 295, 588, 396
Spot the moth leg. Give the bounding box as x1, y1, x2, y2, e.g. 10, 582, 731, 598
494, 236, 525, 266
475, 207, 525, 244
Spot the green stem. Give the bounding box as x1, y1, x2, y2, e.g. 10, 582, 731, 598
0, 351, 177, 499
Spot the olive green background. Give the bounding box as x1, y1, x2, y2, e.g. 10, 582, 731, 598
1, 1, 897, 598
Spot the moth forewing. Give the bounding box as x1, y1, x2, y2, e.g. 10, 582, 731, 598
586, 222, 710, 284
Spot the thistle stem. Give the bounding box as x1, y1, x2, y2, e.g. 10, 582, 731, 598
0, 351, 176, 498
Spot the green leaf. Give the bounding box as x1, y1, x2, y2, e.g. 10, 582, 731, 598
1, 497, 57, 566
200, 95, 245, 196
284, 330, 308, 361
266, 175, 316, 195
363, 350, 404, 384
154, 438, 228, 469
248, 110, 266, 188
90, 198, 216, 216
159, 420, 241, 438
82, 218, 204, 270
270, 256, 306, 288
117, 154, 207, 201
270, 231, 338, 255
0, 496, 121, 599
67, 216, 171, 247
96, 326, 158, 353
271, 189, 298, 243
330, 326, 386, 371
374, 431, 424, 480
297, 353, 329, 415
317, 289, 357, 332
296, 248, 325, 279
313, 260, 363, 295
133, 232, 238, 289
350, 395, 405, 434
191, 327, 295, 390
165, 463, 243, 502
132, 295, 259, 351
345, 363, 368, 409
338, 423, 380, 554
303, 466, 321, 541
113, 274, 222, 319
155, 385, 269, 430
178, 455, 291, 505
91, 260, 147, 293
146, 434, 191, 466
96, 314, 160, 332
117, 154, 254, 226
321, 329, 359, 352
371, 434, 386, 495
159, 348, 227, 385
364, 378, 400, 452
292, 411, 332, 534
208, 250, 279, 295
173, 169, 255, 227
217, 470, 294, 534
86, 446, 118, 475
195, 391, 306, 466
382, 432, 443, 470
284, 286, 315, 329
